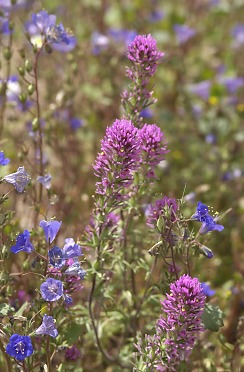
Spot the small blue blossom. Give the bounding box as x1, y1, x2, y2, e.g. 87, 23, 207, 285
174, 24, 196, 44
65, 261, 86, 280
0, 151, 10, 166
0, 0, 26, 11
5, 334, 34, 361
39, 220, 62, 243
64, 294, 73, 305
35, 314, 58, 338
3, 166, 31, 193
11, 230, 34, 254
0, 14, 12, 35
48, 246, 65, 268
25, 10, 76, 52
139, 108, 153, 119
199, 215, 224, 235
40, 278, 63, 302
200, 246, 214, 259
191, 202, 209, 222
37, 174, 52, 189
63, 238, 82, 259
69, 117, 84, 131
201, 282, 216, 296
188, 81, 212, 100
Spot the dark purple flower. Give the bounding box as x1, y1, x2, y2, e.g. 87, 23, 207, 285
174, 24, 196, 44
35, 314, 58, 338
39, 220, 62, 243
6, 334, 33, 361
127, 34, 164, 76
40, 278, 63, 302
0, 151, 10, 166
11, 230, 34, 254
63, 238, 82, 259
139, 124, 168, 176
3, 166, 31, 193
37, 174, 52, 189
25, 10, 76, 52
93, 119, 142, 198
157, 275, 206, 369
146, 196, 178, 228
65, 345, 81, 361
48, 246, 65, 268
201, 282, 215, 296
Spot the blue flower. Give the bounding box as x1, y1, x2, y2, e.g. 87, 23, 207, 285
39, 220, 62, 243
3, 166, 31, 192
199, 215, 224, 235
0, 0, 26, 11
63, 238, 82, 259
0, 151, 10, 166
40, 278, 63, 302
65, 262, 86, 280
35, 314, 58, 338
11, 230, 34, 254
37, 174, 52, 189
0, 14, 12, 35
48, 246, 65, 268
201, 282, 216, 296
188, 81, 212, 100
64, 294, 73, 305
191, 201, 209, 222
69, 117, 83, 131
25, 10, 76, 52
174, 24, 196, 44
200, 245, 214, 259
5, 334, 34, 361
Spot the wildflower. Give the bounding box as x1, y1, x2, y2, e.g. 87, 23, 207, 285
191, 201, 209, 222
25, 10, 76, 52
39, 220, 62, 243
218, 76, 244, 94
191, 202, 224, 234
139, 124, 168, 177
5, 334, 34, 361
188, 81, 212, 100
48, 246, 65, 268
93, 119, 142, 198
0, 151, 10, 166
0, 0, 26, 11
200, 246, 214, 258
0, 14, 12, 35
3, 166, 31, 192
35, 314, 58, 338
201, 282, 216, 296
157, 275, 206, 369
146, 196, 178, 228
63, 238, 82, 259
232, 24, 244, 47
69, 117, 83, 131
174, 24, 196, 44
37, 174, 52, 189
108, 28, 137, 47
139, 108, 153, 119
11, 230, 34, 254
40, 278, 63, 302
127, 34, 164, 76
91, 31, 110, 54
65, 261, 86, 280
64, 294, 73, 305
65, 345, 81, 361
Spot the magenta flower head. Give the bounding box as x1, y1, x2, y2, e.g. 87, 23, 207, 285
11, 230, 34, 254
3, 166, 31, 193
39, 220, 62, 243
127, 34, 164, 76
139, 124, 168, 177
0, 151, 10, 166
6, 334, 34, 361
157, 275, 206, 369
93, 119, 142, 198
40, 278, 63, 302
35, 314, 58, 338
146, 196, 178, 228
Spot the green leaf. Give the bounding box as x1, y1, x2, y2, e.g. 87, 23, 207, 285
14, 301, 29, 317
0, 303, 14, 317
202, 303, 224, 332
63, 322, 83, 346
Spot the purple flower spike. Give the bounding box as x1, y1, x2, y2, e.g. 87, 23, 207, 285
48, 246, 65, 268
127, 34, 164, 76
157, 275, 205, 369
11, 230, 34, 254
63, 238, 82, 259
35, 314, 58, 338
146, 196, 178, 228
40, 278, 63, 302
6, 334, 34, 361
0, 151, 10, 166
39, 220, 62, 243
3, 166, 31, 193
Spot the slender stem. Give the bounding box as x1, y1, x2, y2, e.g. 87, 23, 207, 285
0, 339, 12, 372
